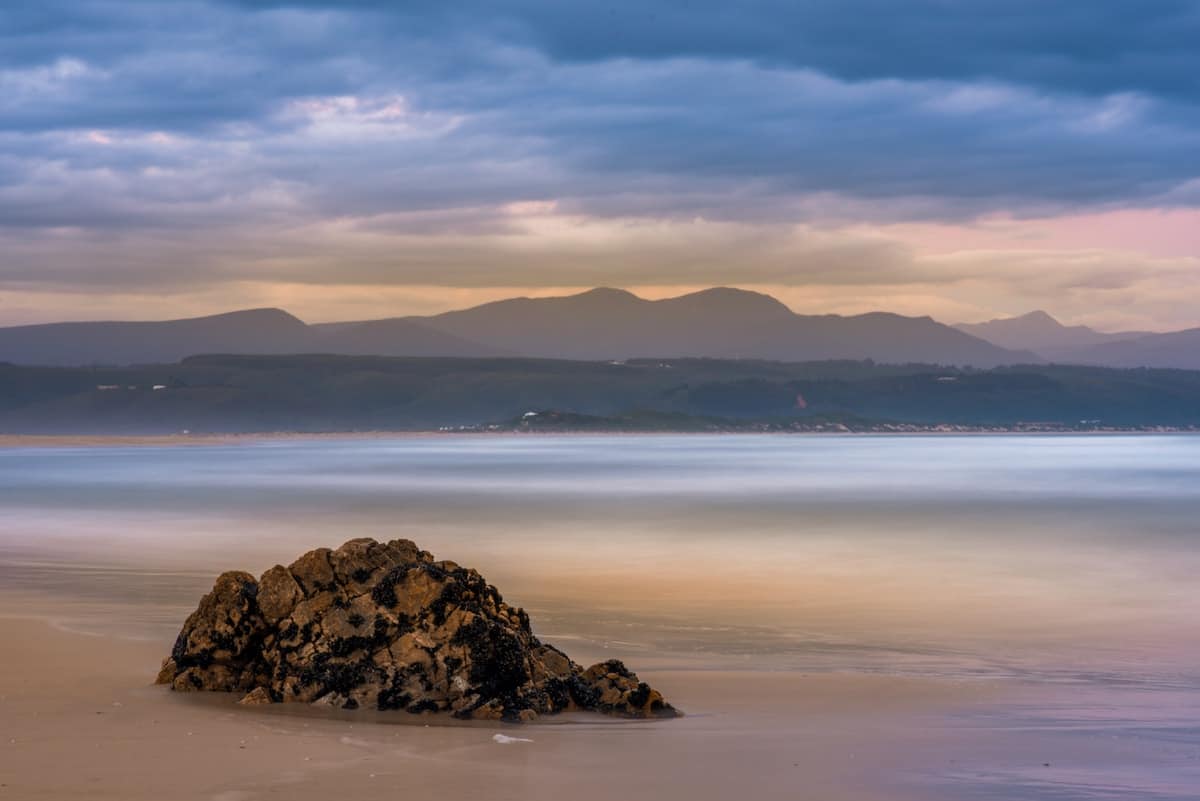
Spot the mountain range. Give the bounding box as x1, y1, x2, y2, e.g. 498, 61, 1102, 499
954, 311, 1200, 369
0, 287, 1194, 369
0, 287, 1033, 367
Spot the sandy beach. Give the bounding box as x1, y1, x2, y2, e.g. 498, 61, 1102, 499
0, 613, 993, 801
5, 435, 1200, 800
7, 0, 1198, 796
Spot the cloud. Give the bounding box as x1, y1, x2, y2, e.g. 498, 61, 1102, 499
203, 2, 1199, 100
2, 62, 1195, 237
0, 0, 1198, 329
1, 2, 1195, 209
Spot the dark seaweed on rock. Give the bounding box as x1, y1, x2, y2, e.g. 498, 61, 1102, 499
156, 538, 680, 722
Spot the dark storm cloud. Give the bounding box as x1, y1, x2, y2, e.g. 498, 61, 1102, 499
214, 0, 1200, 99
0, 0, 1198, 293
509, 1, 1200, 100
13, 1, 1193, 130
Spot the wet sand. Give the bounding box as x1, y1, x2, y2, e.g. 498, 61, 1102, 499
0, 614, 991, 801
6, 436, 1200, 799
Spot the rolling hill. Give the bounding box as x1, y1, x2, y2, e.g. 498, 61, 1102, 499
1, 355, 1197, 434
955, 310, 1200, 368
0, 308, 310, 367
955, 311, 1149, 356
1060, 328, 1200, 370
0, 288, 1035, 368
362, 287, 1036, 366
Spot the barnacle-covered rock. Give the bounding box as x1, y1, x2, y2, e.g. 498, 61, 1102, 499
157, 538, 680, 721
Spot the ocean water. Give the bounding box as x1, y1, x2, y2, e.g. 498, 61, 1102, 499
2, 433, 1199, 798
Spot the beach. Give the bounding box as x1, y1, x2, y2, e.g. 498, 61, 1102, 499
8, 0, 1196, 796
1, 614, 998, 801
3, 434, 1200, 799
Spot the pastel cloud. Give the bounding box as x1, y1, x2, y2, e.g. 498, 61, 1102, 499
0, 0, 1197, 330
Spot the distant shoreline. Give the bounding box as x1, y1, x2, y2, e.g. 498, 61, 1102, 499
6, 356, 1200, 436
0, 432, 442, 448
2, 427, 1197, 448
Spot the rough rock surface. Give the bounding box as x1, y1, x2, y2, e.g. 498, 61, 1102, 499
157, 538, 679, 721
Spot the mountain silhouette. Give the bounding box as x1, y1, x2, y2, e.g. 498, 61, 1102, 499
413, 287, 1034, 365
0, 288, 1047, 367
0, 308, 309, 366
955, 311, 1150, 360
1058, 328, 1200, 369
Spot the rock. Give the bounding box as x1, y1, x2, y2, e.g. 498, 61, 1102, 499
238, 687, 272, 705
159, 570, 267, 695
157, 538, 680, 722
256, 565, 303, 623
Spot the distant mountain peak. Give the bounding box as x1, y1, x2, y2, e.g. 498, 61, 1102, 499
664, 286, 794, 316
561, 287, 643, 308
574, 287, 639, 300
968, 310, 1064, 330
205, 307, 308, 326
955, 309, 1155, 358
679, 286, 778, 300
1013, 310, 1060, 325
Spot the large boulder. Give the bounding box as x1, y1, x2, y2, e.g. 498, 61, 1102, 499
157, 538, 679, 721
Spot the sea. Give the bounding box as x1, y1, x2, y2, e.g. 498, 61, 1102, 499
2, 434, 1199, 799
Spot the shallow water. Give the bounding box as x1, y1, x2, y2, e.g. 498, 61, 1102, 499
2, 433, 1199, 798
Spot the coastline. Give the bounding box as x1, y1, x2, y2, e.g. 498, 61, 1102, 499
5, 435, 1200, 799
0, 432, 434, 448
1, 427, 1196, 448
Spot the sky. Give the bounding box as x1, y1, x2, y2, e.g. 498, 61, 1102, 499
2, 0, 1199, 330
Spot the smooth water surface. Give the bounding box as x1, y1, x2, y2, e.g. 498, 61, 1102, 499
2, 434, 1199, 798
